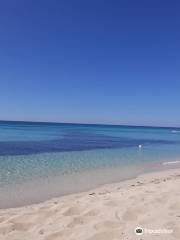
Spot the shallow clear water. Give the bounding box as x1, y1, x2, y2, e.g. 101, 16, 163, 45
0, 121, 180, 208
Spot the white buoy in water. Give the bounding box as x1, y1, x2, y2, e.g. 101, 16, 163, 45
138, 144, 142, 149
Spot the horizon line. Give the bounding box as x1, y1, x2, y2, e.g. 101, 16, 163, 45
0, 119, 179, 129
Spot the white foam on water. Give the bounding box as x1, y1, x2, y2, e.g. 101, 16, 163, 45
162, 160, 180, 165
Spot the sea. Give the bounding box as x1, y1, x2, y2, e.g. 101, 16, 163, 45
0, 120, 180, 208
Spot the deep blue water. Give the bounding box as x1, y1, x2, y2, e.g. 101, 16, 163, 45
0, 121, 180, 156
0, 121, 180, 207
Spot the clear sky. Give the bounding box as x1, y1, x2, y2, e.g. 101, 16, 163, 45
0, 0, 179, 127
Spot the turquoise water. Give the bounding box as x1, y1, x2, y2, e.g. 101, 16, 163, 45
0, 121, 180, 207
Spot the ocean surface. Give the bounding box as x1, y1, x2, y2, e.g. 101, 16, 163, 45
0, 120, 180, 208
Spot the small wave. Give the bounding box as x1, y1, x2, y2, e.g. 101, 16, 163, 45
171, 130, 180, 133
162, 160, 180, 165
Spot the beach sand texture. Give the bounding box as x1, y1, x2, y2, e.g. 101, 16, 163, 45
0, 168, 180, 240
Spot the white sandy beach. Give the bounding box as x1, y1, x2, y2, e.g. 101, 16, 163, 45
0, 168, 180, 240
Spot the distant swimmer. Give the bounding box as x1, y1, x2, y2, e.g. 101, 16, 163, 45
138, 144, 142, 149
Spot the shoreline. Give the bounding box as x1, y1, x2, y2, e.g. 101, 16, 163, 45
1, 166, 180, 210
1, 158, 180, 209
0, 167, 180, 239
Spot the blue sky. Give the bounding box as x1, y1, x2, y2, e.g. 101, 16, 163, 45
0, 0, 179, 127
